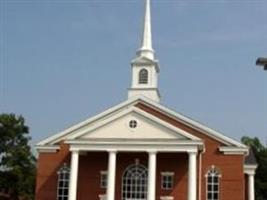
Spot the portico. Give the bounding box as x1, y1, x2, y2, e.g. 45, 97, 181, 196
67, 139, 202, 200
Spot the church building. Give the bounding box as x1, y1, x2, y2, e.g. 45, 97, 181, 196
35, 1, 257, 200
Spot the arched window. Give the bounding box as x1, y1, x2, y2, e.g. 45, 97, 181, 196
139, 69, 148, 84
206, 166, 221, 200
122, 163, 148, 200
57, 163, 70, 200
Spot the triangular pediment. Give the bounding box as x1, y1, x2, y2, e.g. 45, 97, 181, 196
37, 96, 247, 152
67, 107, 200, 141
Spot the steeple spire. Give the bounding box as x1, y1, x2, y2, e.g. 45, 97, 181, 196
137, 0, 154, 60
128, 0, 160, 102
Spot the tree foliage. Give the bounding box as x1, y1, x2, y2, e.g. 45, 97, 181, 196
242, 136, 267, 200
0, 114, 36, 200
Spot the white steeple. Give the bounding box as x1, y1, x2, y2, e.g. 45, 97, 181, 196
128, 0, 160, 102
137, 0, 154, 60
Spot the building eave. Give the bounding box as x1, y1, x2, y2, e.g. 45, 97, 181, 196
36, 95, 246, 149
219, 146, 249, 155
35, 145, 60, 153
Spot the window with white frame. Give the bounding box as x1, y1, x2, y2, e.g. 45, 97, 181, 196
161, 172, 174, 190
139, 68, 148, 84
57, 163, 70, 200
122, 163, 148, 200
100, 171, 108, 188
206, 166, 221, 200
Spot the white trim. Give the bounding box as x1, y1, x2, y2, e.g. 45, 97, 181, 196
66, 138, 203, 146
161, 172, 174, 190
138, 96, 247, 148
67, 107, 201, 142
121, 163, 148, 200
37, 96, 142, 146
57, 164, 70, 200
36, 145, 60, 153
131, 56, 160, 72
37, 95, 246, 149
198, 151, 203, 200
160, 196, 174, 200
67, 141, 201, 153
206, 166, 221, 200
244, 164, 257, 175
219, 146, 248, 155
98, 194, 106, 200
100, 171, 108, 189
161, 171, 174, 176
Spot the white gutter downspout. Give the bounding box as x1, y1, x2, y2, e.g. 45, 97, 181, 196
198, 150, 204, 200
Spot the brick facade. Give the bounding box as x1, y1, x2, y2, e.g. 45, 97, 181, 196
35, 103, 246, 200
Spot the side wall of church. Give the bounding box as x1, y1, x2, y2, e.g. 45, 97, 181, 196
35, 143, 71, 200
136, 103, 246, 200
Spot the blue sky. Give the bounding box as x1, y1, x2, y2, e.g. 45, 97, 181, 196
0, 0, 267, 147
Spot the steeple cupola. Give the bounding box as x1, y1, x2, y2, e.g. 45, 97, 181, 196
128, 0, 160, 102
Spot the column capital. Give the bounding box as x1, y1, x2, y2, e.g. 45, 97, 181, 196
244, 164, 257, 176
247, 171, 256, 176
187, 150, 198, 155
107, 149, 117, 154
71, 150, 80, 154
147, 150, 157, 154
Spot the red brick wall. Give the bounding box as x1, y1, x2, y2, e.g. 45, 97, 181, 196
157, 153, 188, 200
36, 151, 188, 200
36, 149, 244, 200
35, 102, 245, 200
35, 143, 70, 200
135, 103, 245, 200
77, 152, 108, 200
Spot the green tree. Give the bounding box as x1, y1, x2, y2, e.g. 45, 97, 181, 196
242, 136, 267, 200
0, 114, 36, 200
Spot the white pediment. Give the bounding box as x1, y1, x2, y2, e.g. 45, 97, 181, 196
68, 107, 200, 141
37, 96, 247, 151
80, 113, 184, 139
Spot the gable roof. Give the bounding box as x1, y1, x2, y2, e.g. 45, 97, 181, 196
36, 95, 247, 149
67, 106, 201, 141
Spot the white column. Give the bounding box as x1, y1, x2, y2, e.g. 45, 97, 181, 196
147, 151, 157, 200
69, 150, 79, 200
188, 152, 197, 200
248, 174, 255, 200
106, 151, 117, 200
